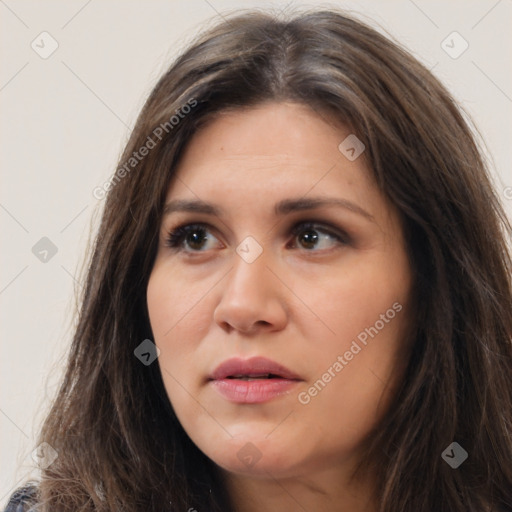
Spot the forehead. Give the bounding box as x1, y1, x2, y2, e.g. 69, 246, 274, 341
169, 101, 374, 194
179, 102, 352, 167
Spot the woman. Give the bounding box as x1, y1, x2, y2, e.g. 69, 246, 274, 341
5, 7, 512, 512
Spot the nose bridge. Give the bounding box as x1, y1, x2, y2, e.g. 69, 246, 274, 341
226, 239, 271, 299
214, 238, 287, 333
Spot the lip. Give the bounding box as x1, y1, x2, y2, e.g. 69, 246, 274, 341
208, 356, 302, 404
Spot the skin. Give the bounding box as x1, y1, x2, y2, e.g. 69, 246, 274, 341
147, 101, 413, 512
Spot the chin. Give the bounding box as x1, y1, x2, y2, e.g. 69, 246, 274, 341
204, 436, 304, 478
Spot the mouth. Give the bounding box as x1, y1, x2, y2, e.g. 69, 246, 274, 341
208, 357, 302, 404
209, 356, 301, 381
225, 373, 286, 381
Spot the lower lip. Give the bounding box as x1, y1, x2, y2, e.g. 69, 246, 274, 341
210, 378, 299, 403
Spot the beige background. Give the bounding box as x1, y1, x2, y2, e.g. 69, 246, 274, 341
1, 0, 511, 505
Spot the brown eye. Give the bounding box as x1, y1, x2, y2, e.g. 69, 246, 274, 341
289, 222, 349, 251
165, 223, 219, 251
297, 228, 319, 249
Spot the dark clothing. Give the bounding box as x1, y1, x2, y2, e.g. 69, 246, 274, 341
3, 485, 38, 512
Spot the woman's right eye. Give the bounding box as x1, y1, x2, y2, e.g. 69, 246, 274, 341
165, 223, 220, 252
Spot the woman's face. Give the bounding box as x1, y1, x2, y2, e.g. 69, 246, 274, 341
147, 101, 413, 479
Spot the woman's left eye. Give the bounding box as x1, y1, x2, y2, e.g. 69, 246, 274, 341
287, 222, 348, 251
164, 221, 349, 253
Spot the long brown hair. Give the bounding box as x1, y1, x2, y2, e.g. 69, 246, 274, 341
16, 7, 512, 512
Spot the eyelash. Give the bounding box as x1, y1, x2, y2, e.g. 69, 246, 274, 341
164, 221, 350, 253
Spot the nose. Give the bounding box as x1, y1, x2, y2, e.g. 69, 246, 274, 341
213, 247, 288, 335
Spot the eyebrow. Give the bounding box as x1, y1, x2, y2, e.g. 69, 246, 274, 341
163, 196, 375, 222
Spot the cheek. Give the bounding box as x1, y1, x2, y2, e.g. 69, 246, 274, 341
299, 252, 410, 413
147, 265, 211, 402
312, 253, 409, 340
147, 263, 211, 341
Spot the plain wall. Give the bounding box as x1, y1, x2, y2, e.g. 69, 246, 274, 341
1, 0, 511, 506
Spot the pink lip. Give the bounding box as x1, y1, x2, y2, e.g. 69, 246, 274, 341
208, 356, 302, 404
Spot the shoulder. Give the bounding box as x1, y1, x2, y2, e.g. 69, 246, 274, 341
3, 485, 39, 512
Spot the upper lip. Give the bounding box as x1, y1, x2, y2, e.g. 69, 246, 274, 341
209, 356, 301, 380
